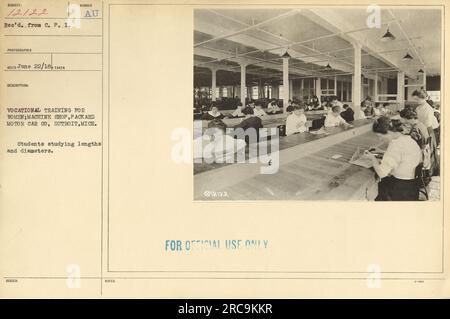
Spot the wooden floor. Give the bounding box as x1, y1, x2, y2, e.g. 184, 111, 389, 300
196, 131, 384, 201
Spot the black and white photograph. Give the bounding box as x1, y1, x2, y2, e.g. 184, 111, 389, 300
1, 0, 448, 300
193, 7, 442, 201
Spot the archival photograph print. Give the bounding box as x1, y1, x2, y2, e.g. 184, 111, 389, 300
193, 7, 442, 201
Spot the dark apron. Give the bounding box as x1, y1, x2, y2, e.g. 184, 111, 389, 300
375, 176, 419, 201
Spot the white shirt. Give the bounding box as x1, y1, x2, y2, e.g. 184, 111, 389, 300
331, 101, 343, 108
416, 102, 439, 129
324, 114, 347, 127
253, 108, 267, 117
378, 134, 422, 180
193, 134, 246, 163
267, 104, 281, 112
231, 108, 244, 117
286, 113, 307, 136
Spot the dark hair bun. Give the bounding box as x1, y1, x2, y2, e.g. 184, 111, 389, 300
399, 107, 418, 120
242, 106, 254, 115
412, 88, 427, 99
373, 116, 405, 134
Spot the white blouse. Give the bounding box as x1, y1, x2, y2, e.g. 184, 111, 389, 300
416, 102, 439, 129
286, 113, 307, 136
324, 114, 347, 127
267, 104, 281, 112
231, 108, 244, 117
378, 134, 422, 180
253, 108, 267, 117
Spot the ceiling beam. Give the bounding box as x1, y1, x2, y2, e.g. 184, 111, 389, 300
387, 9, 425, 67
194, 10, 297, 48
206, 9, 356, 73
194, 46, 318, 77
301, 8, 416, 78
194, 11, 398, 74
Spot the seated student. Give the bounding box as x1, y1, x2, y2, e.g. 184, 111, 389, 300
323, 100, 333, 114
363, 104, 375, 117
384, 102, 399, 115
399, 107, 429, 146
360, 97, 372, 117
340, 104, 354, 123
305, 101, 314, 111
233, 106, 263, 144
310, 95, 321, 110
253, 103, 267, 117
360, 96, 372, 107
373, 103, 381, 116
286, 100, 295, 113
201, 104, 209, 113
399, 107, 431, 171
229, 102, 245, 118
382, 103, 392, 115
266, 101, 282, 114
193, 119, 246, 163
286, 104, 308, 136
373, 103, 388, 116
201, 106, 224, 120
325, 105, 352, 127
363, 117, 422, 201
330, 96, 343, 108
235, 106, 263, 130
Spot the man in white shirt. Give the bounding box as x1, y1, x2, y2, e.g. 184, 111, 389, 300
286, 104, 308, 136
324, 105, 352, 127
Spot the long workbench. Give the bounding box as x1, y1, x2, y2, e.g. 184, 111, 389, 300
197, 111, 327, 130
194, 119, 382, 201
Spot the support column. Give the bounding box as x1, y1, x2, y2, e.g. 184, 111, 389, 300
334, 75, 337, 97
374, 72, 378, 102
315, 77, 321, 99
289, 79, 294, 100
282, 55, 290, 112
352, 43, 363, 119
240, 64, 246, 106
211, 68, 217, 101
272, 85, 279, 99
397, 71, 405, 109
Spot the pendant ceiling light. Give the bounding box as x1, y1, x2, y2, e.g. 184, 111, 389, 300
281, 50, 291, 58
325, 62, 332, 69
418, 68, 424, 73
402, 52, 413, 61
381, 27, 396, 42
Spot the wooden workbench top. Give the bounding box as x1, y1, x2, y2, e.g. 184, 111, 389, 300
194, 119, 373, 175
194, 119, 380, 201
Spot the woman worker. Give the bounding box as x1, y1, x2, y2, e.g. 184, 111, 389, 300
364, 116, 422, 201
